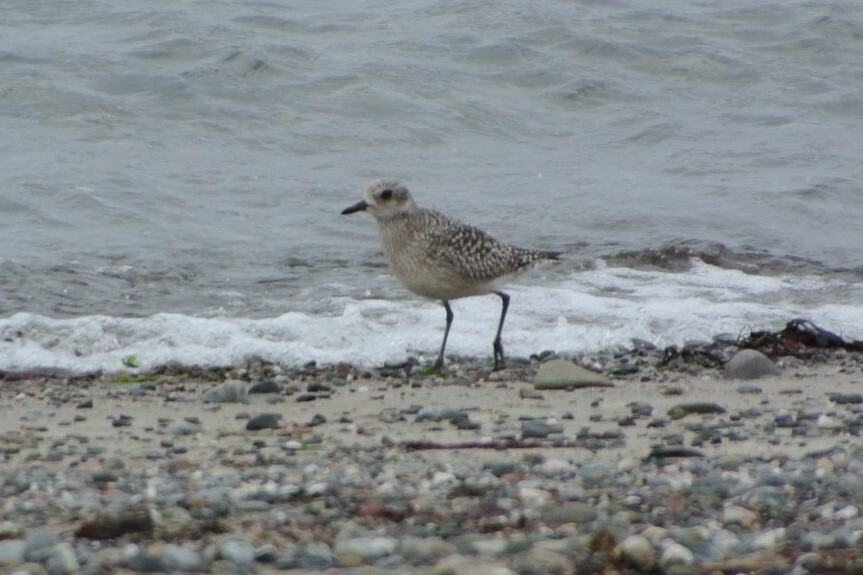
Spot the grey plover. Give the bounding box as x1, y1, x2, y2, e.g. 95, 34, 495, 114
341, 179, 560, 370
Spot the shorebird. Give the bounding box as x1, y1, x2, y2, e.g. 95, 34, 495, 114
342, 180, 559, 370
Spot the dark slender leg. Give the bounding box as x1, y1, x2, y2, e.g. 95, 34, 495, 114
434, 300, 454, 369
492, 291, 510, 371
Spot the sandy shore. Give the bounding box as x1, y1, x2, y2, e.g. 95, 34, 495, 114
1, 352, 862, 574
2, 360, 861, 468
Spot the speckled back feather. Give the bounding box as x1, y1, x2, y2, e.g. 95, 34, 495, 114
417, 209, 559, 282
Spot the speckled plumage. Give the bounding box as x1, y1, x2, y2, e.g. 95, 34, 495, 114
342, 179, 560, 370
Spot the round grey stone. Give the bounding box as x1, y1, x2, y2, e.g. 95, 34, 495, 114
254, 544, 279, 563
45, 543, 80, 575
400, 536, 456, 566
658, 542, 695, 570
168, 422, 201, 436
245, 413, 282, 431
521, 420, 553, 439
162, 544, 204, 571
248, 380, 281, 394
0, 539, 27, 565
542, 503, 597, 525
803, 531, 843, 550
616, 535, 657, 571
219, 537, 255, 565
737, 383, 763, 394
334, 536, 398, 562
24, 531, 60, 562
414, 407, 443, 422
291, 542, 334, 570
629, 401, 654, 416
723, 349, 781, 380
534, 359, 612, 389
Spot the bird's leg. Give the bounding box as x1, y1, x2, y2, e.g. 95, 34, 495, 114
434, 300, 454, 369
492, 291, 510, 371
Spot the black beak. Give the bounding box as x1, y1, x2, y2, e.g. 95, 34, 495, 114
341, 200, 368, 215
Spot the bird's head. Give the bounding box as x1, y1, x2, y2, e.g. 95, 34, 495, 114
341, 180, 416, 220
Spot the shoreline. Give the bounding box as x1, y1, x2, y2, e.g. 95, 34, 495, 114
1, 343, 862, 574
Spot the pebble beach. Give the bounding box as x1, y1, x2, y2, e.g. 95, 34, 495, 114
2, 340, 862, 575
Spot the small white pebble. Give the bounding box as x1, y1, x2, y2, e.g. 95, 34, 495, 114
836, 505, 859, 520
816, 414, 841, 429
752, 527, 786, 549
659, 541, 694, 568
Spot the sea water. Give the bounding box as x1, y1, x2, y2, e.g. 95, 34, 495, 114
2, 0, 862, 373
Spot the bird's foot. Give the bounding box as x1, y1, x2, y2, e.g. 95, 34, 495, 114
492, 340, 506, 371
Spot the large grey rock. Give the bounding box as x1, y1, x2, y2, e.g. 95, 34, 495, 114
534, 359, 612, 389
724, 349, 781, 380
202, 381, 248, 403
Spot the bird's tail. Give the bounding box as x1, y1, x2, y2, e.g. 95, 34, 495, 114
517, 248, 562, 269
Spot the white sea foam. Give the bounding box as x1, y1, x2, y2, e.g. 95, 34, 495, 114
1, 260, 861, 375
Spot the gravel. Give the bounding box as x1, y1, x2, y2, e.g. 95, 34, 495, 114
1, 344, 862, 574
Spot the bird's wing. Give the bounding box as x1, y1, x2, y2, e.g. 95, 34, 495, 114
422, 212, 523, 282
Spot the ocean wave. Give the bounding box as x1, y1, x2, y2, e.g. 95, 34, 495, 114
2, 261, 861, 375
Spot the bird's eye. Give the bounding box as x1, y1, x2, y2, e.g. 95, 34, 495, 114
380, 189, 393, 200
